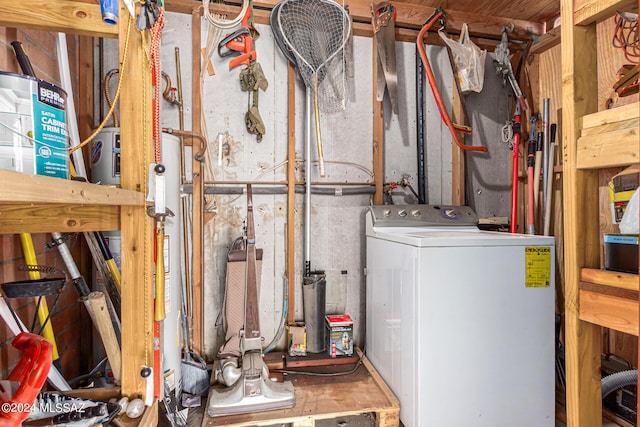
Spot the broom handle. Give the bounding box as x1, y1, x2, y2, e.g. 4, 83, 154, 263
313, 75, 326, 177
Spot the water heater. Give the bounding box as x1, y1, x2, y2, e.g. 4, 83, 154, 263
91, 128, 184, 399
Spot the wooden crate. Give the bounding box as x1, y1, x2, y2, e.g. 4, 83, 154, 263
202, 351, 400, 427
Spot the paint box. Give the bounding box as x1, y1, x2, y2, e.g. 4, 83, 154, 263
326, 314, 353, 358
287, 322, 307, 356
604, 234, 638, 274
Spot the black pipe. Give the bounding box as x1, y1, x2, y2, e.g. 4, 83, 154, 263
416, 46, 426, 204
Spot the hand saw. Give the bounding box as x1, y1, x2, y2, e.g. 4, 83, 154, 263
372, 0, 399, 114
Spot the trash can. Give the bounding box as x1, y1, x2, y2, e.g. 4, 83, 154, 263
303, 271, 326, 353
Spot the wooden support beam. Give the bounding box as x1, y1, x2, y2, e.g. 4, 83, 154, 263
0, 171, 142, 205
119, 2, 154, 398
579, 286, 638, 336
0, 0, 117, 38
451, 78, 465, 206
286, 62, 296, 324
191, 9, 204, 356
0, 204, 121, 233
372, 36, 384, 206
530, 26, 561, 56
574, 0, 637, 26
560, 0, 602, 423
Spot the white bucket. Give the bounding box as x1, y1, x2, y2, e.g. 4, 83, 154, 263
0, 71, 68, 179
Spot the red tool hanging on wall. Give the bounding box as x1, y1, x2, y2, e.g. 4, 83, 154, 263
416, 8, 488, 153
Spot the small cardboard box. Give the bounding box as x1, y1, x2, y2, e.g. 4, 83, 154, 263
325, 314, 353, 358
287, 322, 307, 356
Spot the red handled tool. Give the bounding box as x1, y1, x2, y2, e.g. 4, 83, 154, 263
218, 9, 256, 70
0, 333, 52, 426
510, 105, 521, 233
416, 9, 487, 152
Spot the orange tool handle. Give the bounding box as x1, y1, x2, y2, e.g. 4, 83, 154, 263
416, 10, 487, 152
155, 223, 165, 321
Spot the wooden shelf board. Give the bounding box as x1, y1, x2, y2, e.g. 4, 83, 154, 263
581, 268, 639, 292
0, 204, 120, 233
576, 104, 640, 169
574, 0, 638, 26
530, 26, 562, 55
0, 0, 118, 38
202, 352, 399, 427
579, 286, 638, 336
580, 103, 639, 129
0, 171, 143, 206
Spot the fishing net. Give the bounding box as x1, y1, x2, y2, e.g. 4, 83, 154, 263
276, 0, 351, 113
275, 0, 351, 176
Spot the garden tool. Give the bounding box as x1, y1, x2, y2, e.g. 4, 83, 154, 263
494, 25, 528, 111
372, 0, 398, 114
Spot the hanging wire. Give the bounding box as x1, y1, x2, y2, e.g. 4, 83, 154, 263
69, 16, 134, 154
612, 12, 639, 64
202, 0, 249, 30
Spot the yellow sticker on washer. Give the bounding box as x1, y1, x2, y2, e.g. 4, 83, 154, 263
525, 246, 551, 288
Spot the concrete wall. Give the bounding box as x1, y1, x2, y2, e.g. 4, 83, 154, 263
102, 12, 460, 359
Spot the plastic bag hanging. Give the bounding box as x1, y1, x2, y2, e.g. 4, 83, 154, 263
438, 24, 487, 93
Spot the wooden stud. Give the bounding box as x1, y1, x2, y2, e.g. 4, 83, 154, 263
287, 62, 296, 324
451, 80, 465, 206
191, 8, 204, 356
0, 204, 121, 233
561, 0, 602, 424
372, 37, 384, 206
119, 1, 154, 398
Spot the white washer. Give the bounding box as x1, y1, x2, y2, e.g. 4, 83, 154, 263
365, 205, 555, 427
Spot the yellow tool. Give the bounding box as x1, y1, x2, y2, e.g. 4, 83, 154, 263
19, 233, 60, 364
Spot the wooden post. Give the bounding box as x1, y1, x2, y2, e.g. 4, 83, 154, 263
191, 9, 204, 356
372, 37, 384, 205
560, 0, 601, 424
286, 62, 296, 324
120, 3, 154, 398
451, 83, 465, 206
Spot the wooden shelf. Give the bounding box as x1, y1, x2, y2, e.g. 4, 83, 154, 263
0, 170, 144, 233
578, 269, 639, 335
574, 0, 638, 26
576, 103, 640, 169
581, 268, 639, 291
202, 351, 399, 427
0, 0, 117, 38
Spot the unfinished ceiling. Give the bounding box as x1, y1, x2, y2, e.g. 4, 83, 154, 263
163, 0, 558, 40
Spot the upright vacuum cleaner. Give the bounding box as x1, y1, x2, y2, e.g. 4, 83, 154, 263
207, 185, 295, 417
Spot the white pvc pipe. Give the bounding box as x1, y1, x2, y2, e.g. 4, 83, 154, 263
57, 33, 86, 178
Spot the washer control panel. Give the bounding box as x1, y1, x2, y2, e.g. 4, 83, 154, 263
368, 204, 478, 227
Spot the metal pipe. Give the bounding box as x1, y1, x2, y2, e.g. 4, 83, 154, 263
305, 88, 312, 275
162, 128, 208, 161
182, 184, 375, 196
542, 98, 550, 213
416, 46, 426, 204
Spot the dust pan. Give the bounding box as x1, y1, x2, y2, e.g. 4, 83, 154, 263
181, 350, 209, 396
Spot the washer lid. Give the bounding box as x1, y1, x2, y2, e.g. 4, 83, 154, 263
371, 227, 556, 247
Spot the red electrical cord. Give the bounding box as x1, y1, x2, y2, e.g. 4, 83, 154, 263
613, 13, 639, 64
416, 10, 488, 152
150, 6, 165, 164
